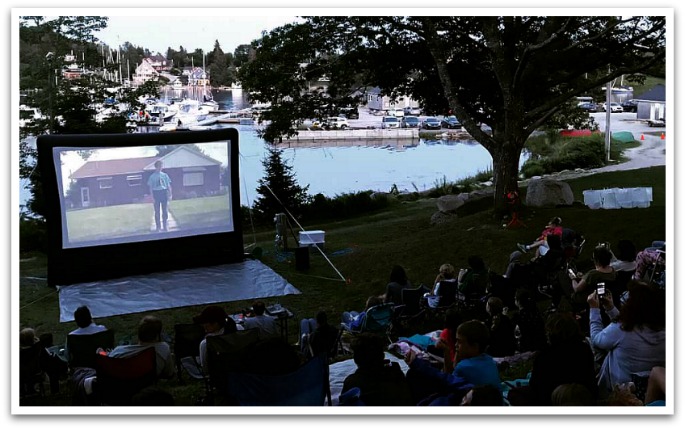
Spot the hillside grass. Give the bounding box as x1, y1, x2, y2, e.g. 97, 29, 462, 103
18, 166, 666, 406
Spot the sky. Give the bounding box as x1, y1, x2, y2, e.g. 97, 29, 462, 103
94, 12, 302, 55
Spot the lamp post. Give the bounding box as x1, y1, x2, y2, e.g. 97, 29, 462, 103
46, 51, 54, 134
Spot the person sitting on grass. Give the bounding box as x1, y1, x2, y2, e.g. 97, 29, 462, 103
484, 297, 516, 358
517, 216, 563, 256
299, 310, 339, 359
405, 320, 500, 405
341, 333, 414, 406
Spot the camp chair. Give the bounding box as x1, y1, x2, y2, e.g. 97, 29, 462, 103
94, 346, 157, 406
20, 342, 47, 398
66, 329, 115, 369
347, 303, 395, 342
173, 323, 206, 382
204, 329, 262, 404
223, 354, 329, 406
394, 286, 427, 331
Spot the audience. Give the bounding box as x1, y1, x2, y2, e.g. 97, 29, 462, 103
609, 240, 638, 272
517, 216, 563, 256
644, 366, 666, 406
107, 315, 176, 379
550, 383, 595, 406
342, 295, 383, 331
69, 305, 108, 336
430, 309, 463, 374
457, 256, 489, 299
383, 265, 412, 305
424, 263, 458, 308
341, 333, 414, 406
243, 301, 280, 339
588, 281, 666, 399
461, 385, 505, 406
193, 305, 237, 373
299, 310, 339, 359
510, 289, 547, 353
521, 312, 596, 406
405, 320, 500, 405
484, 297, 516, 357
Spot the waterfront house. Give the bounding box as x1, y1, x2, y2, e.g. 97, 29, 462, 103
144, 53, 172, 72
365, 87, 420, 113
132, 60, 159, 85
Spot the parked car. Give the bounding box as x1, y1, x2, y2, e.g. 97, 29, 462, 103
648, 118, 665, 127
381, 116, 400, 129
403, 106, 421, 116
323, 116, 349, 130
601, 102, 624, 113
402, 116, 420, 128
441, 115, 462, 129
338, 107, 359, 119
621, 99, 638, 113
387, 108, 405, 118
422, 117, 442, 129
578, 102, 599, 113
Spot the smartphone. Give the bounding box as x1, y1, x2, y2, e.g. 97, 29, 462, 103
568, 268, 576, 278
597, 283, 606, 297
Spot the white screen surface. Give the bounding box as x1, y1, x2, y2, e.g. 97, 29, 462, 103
54, 141, 233, 249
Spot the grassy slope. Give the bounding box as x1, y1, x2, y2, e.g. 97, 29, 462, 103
19, 166, 666, 406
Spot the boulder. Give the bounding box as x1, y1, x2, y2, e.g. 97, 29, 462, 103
525, 179, 574, 207
431, 211, 455, 226
436, 194, 466, 213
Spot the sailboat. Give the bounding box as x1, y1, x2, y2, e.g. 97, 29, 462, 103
200, 54, 219, 111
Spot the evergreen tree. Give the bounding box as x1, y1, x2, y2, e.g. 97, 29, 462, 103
253, 146, 310, 222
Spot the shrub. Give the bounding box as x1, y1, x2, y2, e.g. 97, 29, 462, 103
520, 134, 610, 178
19, 215, 47, 253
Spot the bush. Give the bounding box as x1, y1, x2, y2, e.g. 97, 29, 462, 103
520, 134, 610, 178
303, 191, 392, 221
19, 215, 47, 253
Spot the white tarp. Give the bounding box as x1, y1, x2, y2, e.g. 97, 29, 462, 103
57, 259, 301, 322
582, 187, 653, 209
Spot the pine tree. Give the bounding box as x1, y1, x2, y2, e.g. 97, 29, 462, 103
253, 146, 310, 222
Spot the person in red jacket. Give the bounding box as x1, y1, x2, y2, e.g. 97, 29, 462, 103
517, 216, 563, 256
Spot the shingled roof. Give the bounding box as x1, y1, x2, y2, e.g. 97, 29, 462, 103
70, 156, 159, 179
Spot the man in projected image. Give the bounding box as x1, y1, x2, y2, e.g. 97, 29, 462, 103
148, 160, 172, 232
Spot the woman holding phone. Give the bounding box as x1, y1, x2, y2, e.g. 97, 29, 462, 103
587, 281, 665, 400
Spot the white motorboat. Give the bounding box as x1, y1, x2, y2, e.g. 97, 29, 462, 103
173, 98, 211, 126
145, 103, 177, 123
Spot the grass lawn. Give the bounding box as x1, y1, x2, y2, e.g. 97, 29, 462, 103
169, 194, 231, 229
18, 166, 667, 406
65, 204, 152, 242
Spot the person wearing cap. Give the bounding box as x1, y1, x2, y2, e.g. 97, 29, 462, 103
194, 305, 237, 372
517, 216, 563, 256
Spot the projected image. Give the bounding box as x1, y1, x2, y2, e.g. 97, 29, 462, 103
55, 142, 233, 248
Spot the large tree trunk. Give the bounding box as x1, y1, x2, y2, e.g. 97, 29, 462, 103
491, 142, 525, 215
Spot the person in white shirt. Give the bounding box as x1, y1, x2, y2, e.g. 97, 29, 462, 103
69, 305, 107, 335
243, 301, 279, 339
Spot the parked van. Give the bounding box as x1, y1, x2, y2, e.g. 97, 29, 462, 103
381, 116, 400, 129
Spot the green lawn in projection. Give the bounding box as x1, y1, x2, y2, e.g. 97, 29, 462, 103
65, 194, 232, 243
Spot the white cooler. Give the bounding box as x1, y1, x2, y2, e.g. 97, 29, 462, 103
299, 230, 325, 248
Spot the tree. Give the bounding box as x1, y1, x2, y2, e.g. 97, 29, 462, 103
253, 146, 310, 222
238, 16, 665, 212
18, 16, 133, 218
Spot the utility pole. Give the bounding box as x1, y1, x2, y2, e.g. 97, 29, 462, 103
46, 52, 55, 134
605, 81, 611, 162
